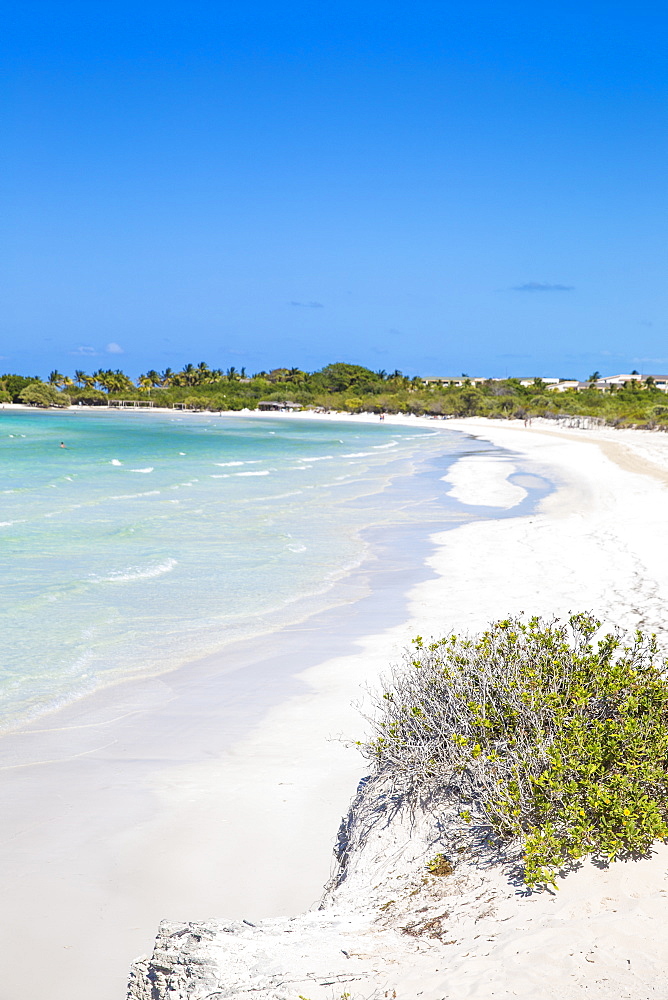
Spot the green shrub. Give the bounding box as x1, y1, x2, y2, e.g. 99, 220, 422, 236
19, 383, 70, 408
361, 614, 668, 888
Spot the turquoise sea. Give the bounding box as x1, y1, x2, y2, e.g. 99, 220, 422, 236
0, 409, 481, 731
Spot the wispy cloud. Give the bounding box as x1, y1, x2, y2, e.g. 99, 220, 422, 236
290, 300, 324, 308
106, 342, 124, 354
513, 282, 574, 292
70, 345, 97, 356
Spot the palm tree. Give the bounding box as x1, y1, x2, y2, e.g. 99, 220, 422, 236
181, 363, 197, 386
74, 369, 87, 387
145, 370, 161, 387
196, 361, 211, 384
111, 369, 134, 393
48, 370, 65, 387
93, 369, 115, 393
161, 368, 174, 386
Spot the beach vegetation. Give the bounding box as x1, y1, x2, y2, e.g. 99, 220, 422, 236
6, 361, 668, 427
425, 852, 454, 876
0, 373, 41, 402
18, 382, 71, 408
360, 614, 668, 888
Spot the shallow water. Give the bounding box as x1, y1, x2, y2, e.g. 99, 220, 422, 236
0, 410, 484, 729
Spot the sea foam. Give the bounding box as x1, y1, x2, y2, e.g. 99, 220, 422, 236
95, 558, 178, 584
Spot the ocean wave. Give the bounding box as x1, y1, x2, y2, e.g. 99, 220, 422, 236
296, 455, 334, 462
341, 451, 371, 458
210, 474, 230, 478
215, 460, 261, 467
245, 489, 304, 501
129, 467, 154, 473
234, 470, 270, 476
110, 459, 123, 466
108, 490, 162, 499
287, 543, 307, 553
372, 441, 398, 449
93, 558, 177, 584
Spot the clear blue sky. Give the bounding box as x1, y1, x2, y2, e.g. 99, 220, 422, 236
3, 1, 668, 379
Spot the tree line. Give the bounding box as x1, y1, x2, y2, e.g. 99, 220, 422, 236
3, 362, 668, 428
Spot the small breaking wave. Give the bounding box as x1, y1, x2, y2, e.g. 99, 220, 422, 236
235, 470, 270, 477
108, 490, 161, 500
341, 451, 371, 458
93, 558, 177, 584
373, 441, 398, 450
215, 460, 261, 467
110, 459, 123, 466
129, 467, 154, 473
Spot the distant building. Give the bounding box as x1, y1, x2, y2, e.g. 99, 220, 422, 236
257, 400, 301, 411
545, 380, 580, 392
592, 374, 668, 392
515, 377, 561, 387
647, 375, 668, 391
594, 373, 643, 388
423, 375, 562, 388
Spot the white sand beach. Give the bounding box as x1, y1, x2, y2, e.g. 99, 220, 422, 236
5, 413, 668, 999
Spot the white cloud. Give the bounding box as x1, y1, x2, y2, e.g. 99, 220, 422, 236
513, 282, 574, 292
106, 342, 124, 354
70, 345, 97, 356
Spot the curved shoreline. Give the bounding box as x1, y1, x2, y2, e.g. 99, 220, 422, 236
129, 416, 668, 1000
5, 414, 668, 998
0, 419, 540, 1000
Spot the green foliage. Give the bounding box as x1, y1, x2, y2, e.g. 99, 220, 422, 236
1, 373, 41, 402
6, 362, 668, 422
19, 382, 71, 408
0, 390, 11, 403
361, 614, 668, 888
69, 387, 108, 405
426, 852, 454, 876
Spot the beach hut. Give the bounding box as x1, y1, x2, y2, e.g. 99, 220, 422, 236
257, 401, 301, 411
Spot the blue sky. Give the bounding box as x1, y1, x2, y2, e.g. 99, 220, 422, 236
3, 1, 668, 379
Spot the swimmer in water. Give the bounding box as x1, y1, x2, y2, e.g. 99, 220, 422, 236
60, 442, 66, 448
